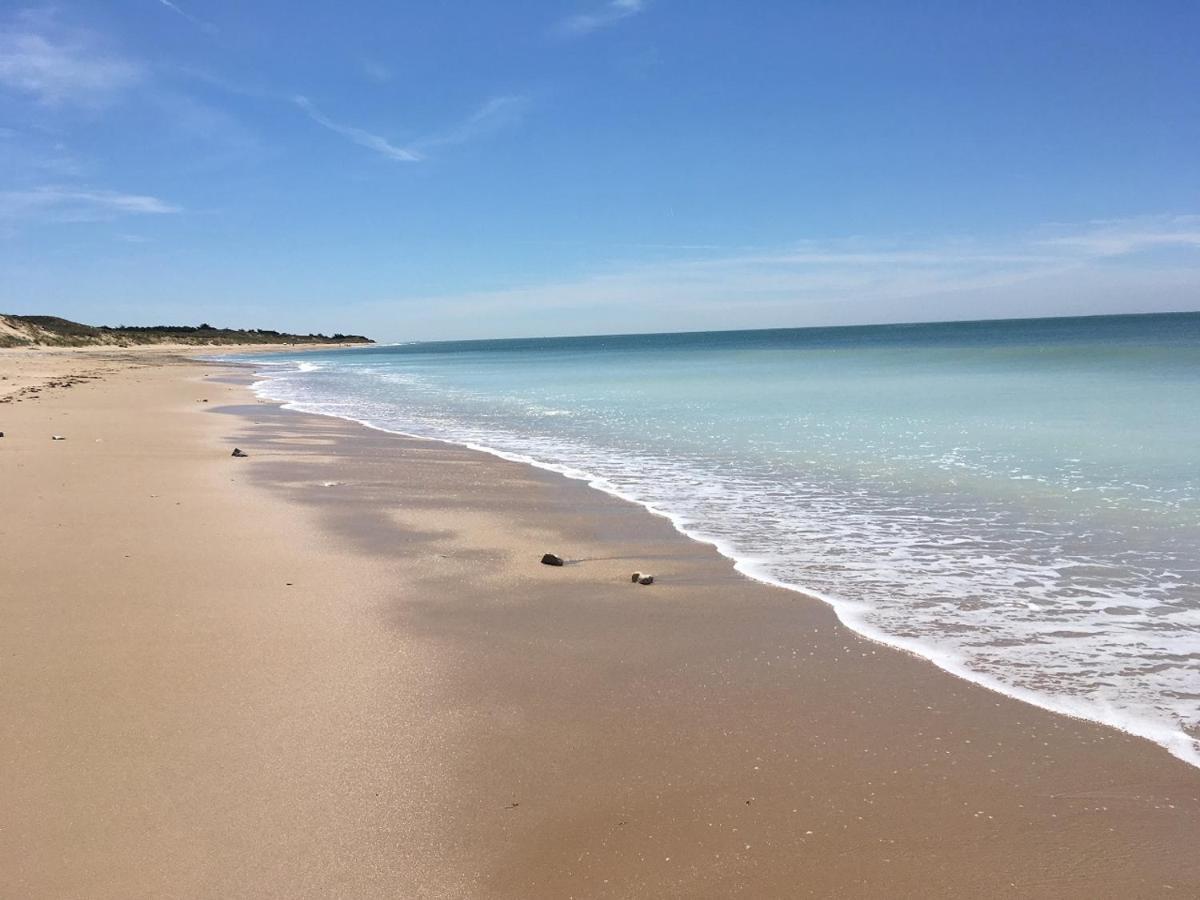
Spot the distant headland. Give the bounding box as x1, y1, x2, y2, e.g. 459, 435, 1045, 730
0, 314, 373, 348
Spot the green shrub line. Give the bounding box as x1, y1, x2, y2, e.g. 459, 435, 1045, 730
0, 314, 372, 347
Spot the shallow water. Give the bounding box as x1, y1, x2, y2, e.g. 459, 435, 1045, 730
230, 312, 1200, 765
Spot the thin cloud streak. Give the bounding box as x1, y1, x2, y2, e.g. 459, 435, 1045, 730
368, 215, 1200, 338
292, 95, 422, 162
556, 0, 646, 37
154, 0, 218, 35
0, 186, 181, 223
1034, 215, 1200, 256
413, 95, 530, 152
293, 94, 530, 162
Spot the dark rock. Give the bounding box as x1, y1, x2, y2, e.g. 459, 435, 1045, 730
631, 572, 642, 583
231, 448, 248, 458
51, 435, 65, 441
637, 575, 655, 585
541, 553, 565, 567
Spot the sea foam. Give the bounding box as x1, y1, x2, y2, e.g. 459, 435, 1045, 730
227, 314, 1200, 767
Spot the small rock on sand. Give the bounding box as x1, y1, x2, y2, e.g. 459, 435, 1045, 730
541, 553, 565, 567
51, 435, 65, 441
231, 448, 248, 458
637, 575, 655, 585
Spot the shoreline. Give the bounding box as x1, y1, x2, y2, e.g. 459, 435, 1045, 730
3, 348, 1198, 896
240, 355, 1200, 770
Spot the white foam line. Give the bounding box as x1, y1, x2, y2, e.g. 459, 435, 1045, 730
244, 364, 1200, 771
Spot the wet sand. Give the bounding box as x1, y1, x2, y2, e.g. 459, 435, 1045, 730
1, 350, 1197, 897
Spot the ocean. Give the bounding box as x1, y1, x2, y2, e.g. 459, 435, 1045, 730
230, 312, 1200, 766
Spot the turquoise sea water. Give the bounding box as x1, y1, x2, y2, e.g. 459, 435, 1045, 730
233, 312, 1200, 765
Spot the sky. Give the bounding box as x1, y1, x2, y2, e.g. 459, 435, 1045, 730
1, 1, 1198, 341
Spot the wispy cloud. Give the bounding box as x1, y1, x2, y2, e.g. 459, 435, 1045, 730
1033, 215, 1200, 256
413, 95, 530, 152
0, 9, 140, 106
293, 95, 422, 162
0, 128, 87, 178
555, 0, 646, 37
153, 0, 218, 35
360, 58, 392, 83
152, 90, 266, 167
0, 186, 181, 223
364, 215, 1200, 339
293, 93, 531, 162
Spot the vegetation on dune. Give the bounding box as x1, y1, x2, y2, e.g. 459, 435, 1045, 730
0, 314, 372, 348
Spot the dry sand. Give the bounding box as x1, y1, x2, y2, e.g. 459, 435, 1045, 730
1, 349, 1197, 898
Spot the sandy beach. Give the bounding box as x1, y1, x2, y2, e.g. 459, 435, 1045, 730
1, 348, 1197, 898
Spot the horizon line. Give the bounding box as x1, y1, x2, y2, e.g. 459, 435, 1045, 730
367, 307, 1200, 348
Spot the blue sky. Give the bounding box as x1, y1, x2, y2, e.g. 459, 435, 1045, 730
1, 1, 1198, 340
